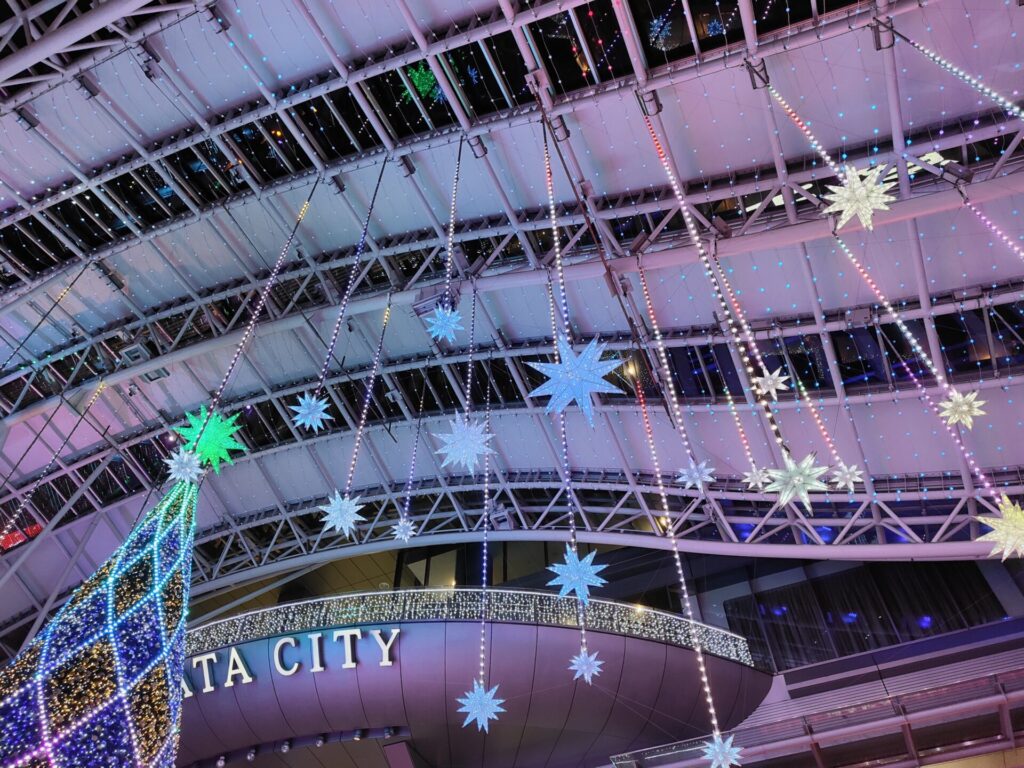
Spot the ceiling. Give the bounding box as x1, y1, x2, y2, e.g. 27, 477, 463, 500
0, 0, 1022, 658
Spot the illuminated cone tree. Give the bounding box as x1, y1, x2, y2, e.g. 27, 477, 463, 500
0, 408, 243, 768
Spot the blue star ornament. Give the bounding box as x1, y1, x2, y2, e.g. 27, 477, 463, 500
527, 336, 624, 426
701, 733, 742, 768
425, 304, 464, 343
290, 392, 333, 432
434, 412, 495, 474
457, 679, 505, 732
391, 517, 416, 542
320, 491, 365, 538
547, 545, 608, 605
569, 650, 604, 684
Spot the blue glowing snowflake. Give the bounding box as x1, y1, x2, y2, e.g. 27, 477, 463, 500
391, 517, 416, 542
466, 65, 482, 85
457, 679, 505, 732
527, 335, 623, 426
701, 733, 743, 768
434, 412, 495, 474
425, 305, 464, 343
290, 392, 333, 432
320, 491, 365, 538
707, 19, 726, 37
569, 649, 604, 684
547, 544, 608, 605
649, 14, 673, 49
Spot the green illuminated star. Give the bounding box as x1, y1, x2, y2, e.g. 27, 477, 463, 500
173, 405, 245, 473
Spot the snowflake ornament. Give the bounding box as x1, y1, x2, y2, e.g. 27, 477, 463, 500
831, 462, 864, 493
457, 680, 505, 732
425, 304, 464, 343
527, 335, 623, 426
164, 448, 203, 485
434, 412, 495, 474
743, 466, 772, 491
569, 650, 604, 684
979, 497, 1024, 561
677, 460, 716, 491
822, 164, 896, 231
290, 393, 333, 432
391, 517, 416, 542
548, 545, 608, 605
766, 453, 829, 511
939, 390, 986, 430
752, 367, 790, 401
320, 491, 365, 538
174, 406, 245, 473
701, 733, 743, 768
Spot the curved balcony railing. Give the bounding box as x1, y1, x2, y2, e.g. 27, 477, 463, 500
186, 587, 756, 667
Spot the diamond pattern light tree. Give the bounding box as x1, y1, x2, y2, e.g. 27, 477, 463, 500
0, 407, 244, 768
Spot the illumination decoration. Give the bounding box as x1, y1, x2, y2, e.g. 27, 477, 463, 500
706, 18, 726, 37
391, 517, 416, 542
649, 14, 674, 50
979, 497, 1024, 561
677, 460, 716, 491
830, 462, 864, 493
319, 491, 365, 539
821, 164, 896, 231
0, 479, 199, 768
456, 679, 505, 733
173, 406, 246, 473
568, 649, 604, 684
751, 367, 790, 401
425, 304, 464, 343
938, 390, 986, 430
766, 453, 829, 511
434, 412, 495, 474
526, 335, 624, 426
547, 544, 608, 605
743, 467, 772, 491
404, 61, 444, 104
701, 733, 743, 768
289, 393, 333, 433
163, 447, 203, 485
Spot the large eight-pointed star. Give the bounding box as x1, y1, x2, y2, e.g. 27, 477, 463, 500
527, 335, 623, 426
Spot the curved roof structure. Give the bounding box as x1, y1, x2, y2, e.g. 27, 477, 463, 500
0, 0, 1021, 657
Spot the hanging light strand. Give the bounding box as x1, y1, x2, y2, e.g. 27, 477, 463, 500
770, 85, 1004, 501
478, 381, 493, 686
463, 290, 479, 412
965, 201, 1024, 267
398, 381, 429, 536
342, 301, 393, 498
543, 128, 588, 657
643, 114, 791, 456
444, 137, 466, 307
634, 378, 722, 737
312, 161, 389, 398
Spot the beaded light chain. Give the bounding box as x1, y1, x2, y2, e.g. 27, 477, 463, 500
0, 481, 199, 768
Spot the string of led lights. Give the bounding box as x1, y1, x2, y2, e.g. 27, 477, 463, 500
763, 82, 1012, 514
643, 114, 793, 458
443, 138, 465, 308
310, 161, 388, 400
393, 381, 429, 542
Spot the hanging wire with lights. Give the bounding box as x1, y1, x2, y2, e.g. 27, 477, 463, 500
0, 177, 323, 768
320, 300, 393, 540
426, 137, 467, 344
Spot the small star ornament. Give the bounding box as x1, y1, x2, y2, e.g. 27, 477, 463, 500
320, 491, 365, 538
979, 497, 1024, 561
435, 412, 495, 474
822, 164, 896, 231
677, 460, 716, 491
457, 679, 505, 732
831, 462, 864, 493
548, 544, 607, 605
743, 466, 772, 491
425, 304, 464, 343
569, 650, 604, 684
939, 390, 986, 430
701, 733, 743, 768
290, 393, 333, 432
164, 448, 203, 484
391, 517, 416, 542
766, 453, 829, 511
751, 367, 790, 401
527, 335, 624, 426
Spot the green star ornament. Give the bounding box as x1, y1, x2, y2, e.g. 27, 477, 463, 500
174, 405, 245, 473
